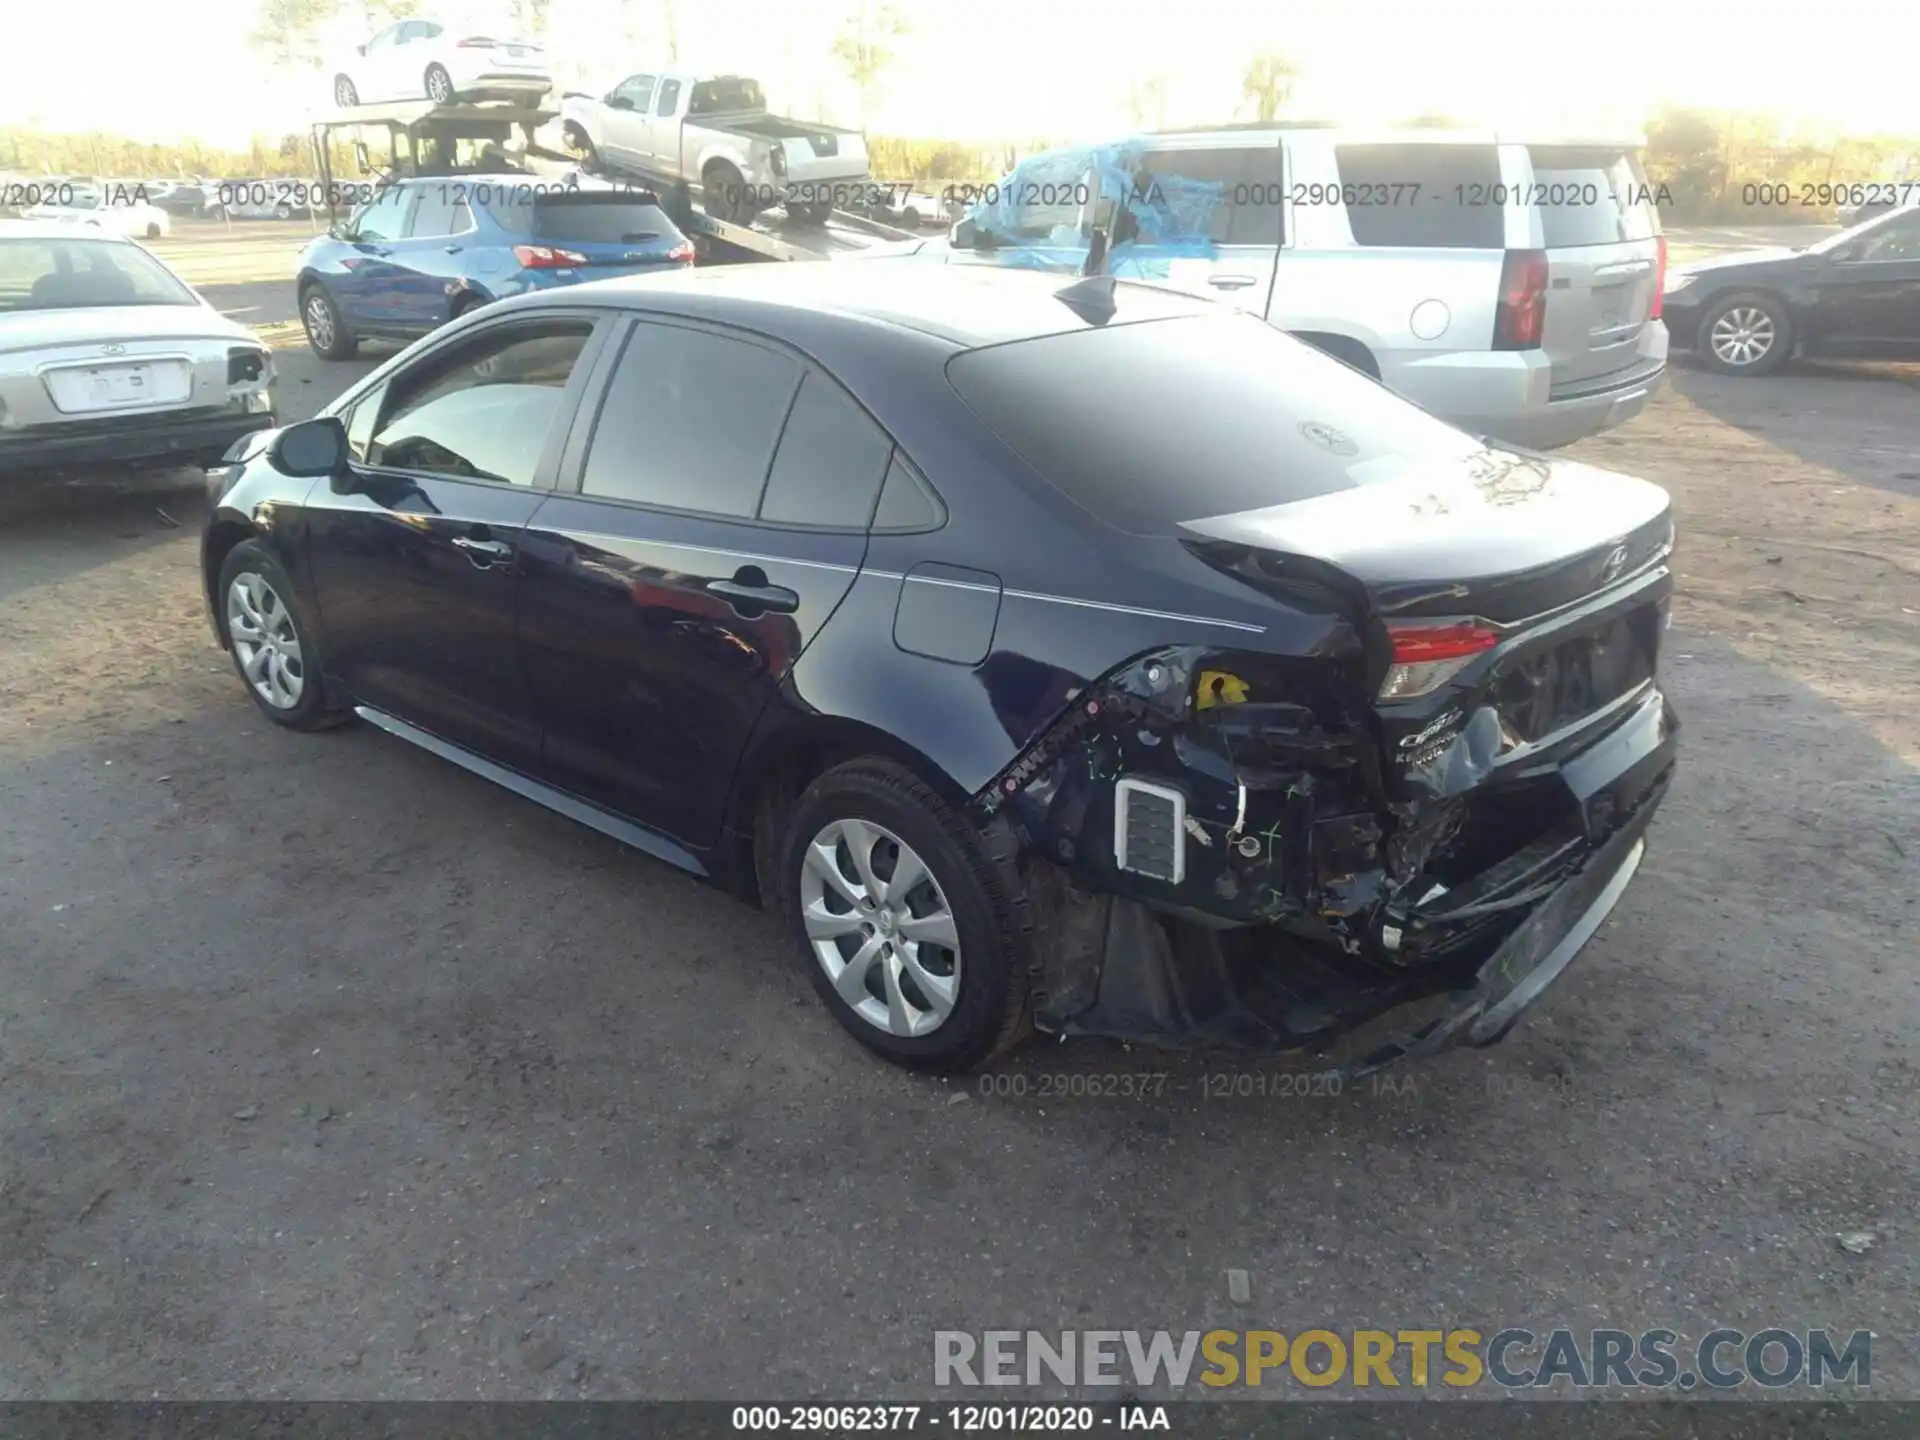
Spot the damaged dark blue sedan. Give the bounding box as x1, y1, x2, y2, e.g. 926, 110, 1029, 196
201, 264, 1677, 1074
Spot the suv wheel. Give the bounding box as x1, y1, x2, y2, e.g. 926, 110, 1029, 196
1699, 293, 1791, 376
300, 285, 357, 360
781, 759, 1031, 1072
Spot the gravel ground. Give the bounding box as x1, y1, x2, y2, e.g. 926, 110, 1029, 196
0, 228, 1916, 1402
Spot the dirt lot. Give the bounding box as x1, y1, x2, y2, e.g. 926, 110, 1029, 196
0, 227, 1916, 1401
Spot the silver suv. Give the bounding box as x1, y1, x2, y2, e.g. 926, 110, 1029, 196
869, 127, 1669, 449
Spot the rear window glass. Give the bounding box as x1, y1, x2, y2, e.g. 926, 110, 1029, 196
0, 237, 197, 312
1527, 147, 1658, 247
1334, 144, 1503, 248
946, 314, 1481, 537
690, 77, 764, 114
485, 193, 674, 245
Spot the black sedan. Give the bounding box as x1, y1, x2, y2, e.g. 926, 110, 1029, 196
1662, 205, 1920, 375
202, 264, 1677, 1074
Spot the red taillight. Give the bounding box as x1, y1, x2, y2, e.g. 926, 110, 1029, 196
1649, 233, 1668, 321
514, 244, 587, 269
1380, 621, 1500, 701
1493, 248, 1548, 350
1386, 622, 1500, 664
668, 240, 696, 265
456, 35, 496, 47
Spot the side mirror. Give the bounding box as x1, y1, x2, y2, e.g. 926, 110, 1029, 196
269, 416, 350, 478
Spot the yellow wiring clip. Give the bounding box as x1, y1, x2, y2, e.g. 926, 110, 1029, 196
1195, 670, 1250, 710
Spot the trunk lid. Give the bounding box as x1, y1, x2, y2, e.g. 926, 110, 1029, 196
1180, 449, 1674, 791
1526, 145, 1663, 392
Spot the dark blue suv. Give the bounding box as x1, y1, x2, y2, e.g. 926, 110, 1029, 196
295, 174, 693, 358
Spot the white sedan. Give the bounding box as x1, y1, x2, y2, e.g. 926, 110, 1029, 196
329, 17, 551, 108
21, 191, 171, 239
0, 221, 275, 476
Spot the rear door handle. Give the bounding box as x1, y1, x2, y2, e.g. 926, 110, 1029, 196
706, 570, 799, 615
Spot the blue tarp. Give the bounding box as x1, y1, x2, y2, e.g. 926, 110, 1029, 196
962, 138, 1224, 277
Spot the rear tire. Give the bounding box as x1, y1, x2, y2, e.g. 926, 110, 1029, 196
1697, 291, 1792, 376
218, 541, 350, 732
300, 284, 358, 360
703, 162, 756, 226
780, 758, 1032, 1073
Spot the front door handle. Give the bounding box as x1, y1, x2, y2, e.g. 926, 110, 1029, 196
706, 569, 799, 615
443, 244, 463, 253
1208, 273, 1257, 290
451, 535, 514, 566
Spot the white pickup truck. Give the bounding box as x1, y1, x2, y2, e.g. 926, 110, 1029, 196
560, 72, 869, 227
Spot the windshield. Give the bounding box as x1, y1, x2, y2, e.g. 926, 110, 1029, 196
0, 237, 199, 313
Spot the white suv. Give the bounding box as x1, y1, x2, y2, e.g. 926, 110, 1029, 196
870, 127, 1670, 449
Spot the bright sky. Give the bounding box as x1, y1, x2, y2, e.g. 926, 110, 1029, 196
9, 0, 1918, 151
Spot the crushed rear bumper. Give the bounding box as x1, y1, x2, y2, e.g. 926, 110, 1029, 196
1014, 679, 1677, 1077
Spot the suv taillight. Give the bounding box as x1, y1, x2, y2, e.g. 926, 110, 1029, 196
1493, 248, 1548, 350
1650, 234, 1668, 321
668, 240, 695, 265
514, 244, 587, 269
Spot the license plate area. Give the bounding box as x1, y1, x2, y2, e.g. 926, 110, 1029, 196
1491, 607, 1659, 746
1591, 283, 1632, 333
44, 359, 192, 414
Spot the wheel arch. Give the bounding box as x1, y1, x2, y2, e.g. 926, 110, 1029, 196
1289, 330, 1382, 378
202, 513, 263, 649
723, 710, 974, 910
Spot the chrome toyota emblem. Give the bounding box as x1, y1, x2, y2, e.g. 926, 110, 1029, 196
1298, 421, 1358, 456
100, 343, 127, 356
1600, 544, 1630, 583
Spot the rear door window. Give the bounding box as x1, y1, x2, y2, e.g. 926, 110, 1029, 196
757, 374, 893, 529
406, 187, 470, 238
1528, 147, 1658, 248
1334, 144, 1503, 248
581, 322, 801, 518
1127, 146, 1284, 245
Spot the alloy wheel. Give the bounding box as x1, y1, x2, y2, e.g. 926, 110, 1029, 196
426, 67, 453, 104
227, 572, 305, 710
1709, 306, 1776, 368
304, 293, 334, 350
798, 818, 961, 1037
335, 77, 358, 107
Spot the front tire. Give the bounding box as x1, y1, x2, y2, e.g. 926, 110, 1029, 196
791, 198, 835, 227
334, 74, 360, 107
218, 541, 348, 732
781, 759, 1032, 1073
1698, 292, 1792, 376
425, 64, 456, 105
300, 284, 357, 360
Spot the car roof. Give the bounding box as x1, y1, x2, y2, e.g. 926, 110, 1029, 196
0, 218, 135, 242
526, 262, 1216, 349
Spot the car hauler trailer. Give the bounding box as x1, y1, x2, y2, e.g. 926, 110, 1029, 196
307, 100, 911, 264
